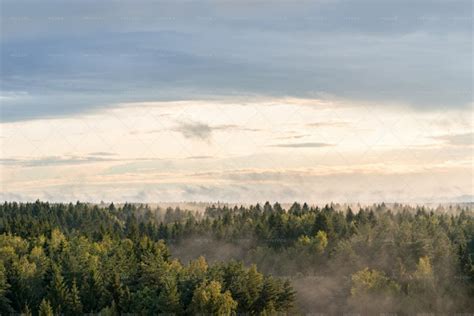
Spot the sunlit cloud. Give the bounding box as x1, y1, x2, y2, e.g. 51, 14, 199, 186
268, 142, 333, 148
432, 132, 474, 146
1, 98, 472, 203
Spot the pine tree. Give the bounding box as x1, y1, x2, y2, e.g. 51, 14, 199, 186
82, 269, 108, 312
189, 281, 237, 315
313, 212, 331, 235
157, 222, 169, 240
157, 277, 182, 314
0, 262, 12, 314
38, 299, 53, 316
346, 207, 355, 222
255, 277, 279, 313
277, 280, 296, 310
68, 279, 82, 315
289, 202, 302, 215
314, 230, 328, 253
22, 305, 32, 316
245, 264, 264, 311
47, 264, 70, 314
126, 215, 140, 241
109, 273, 131, 313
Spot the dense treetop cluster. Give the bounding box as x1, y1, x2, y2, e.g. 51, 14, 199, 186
0, 201, 473, 314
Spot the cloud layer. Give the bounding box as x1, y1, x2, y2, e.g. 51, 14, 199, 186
1, 1, 472, 202
1, 0, 472, 122
1, 99, 472, 203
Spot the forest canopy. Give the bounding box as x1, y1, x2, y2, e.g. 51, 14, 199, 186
0, 201, 473, 315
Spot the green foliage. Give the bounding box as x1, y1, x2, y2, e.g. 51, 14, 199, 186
47, 264, 70, 314
351, 267, 401, 297
0, 261, 12, 314
296, 230, 328, 254
157, 277, 182, 314
68, 279, 82, 315
38, 299, 53, 316
189, 280, 237, 315
0, 201, 472, 314
0, 202, 296, 314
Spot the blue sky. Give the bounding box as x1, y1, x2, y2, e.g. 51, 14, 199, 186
0, 0, 472, 202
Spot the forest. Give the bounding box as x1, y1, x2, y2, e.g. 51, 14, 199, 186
0, 201, 473, 315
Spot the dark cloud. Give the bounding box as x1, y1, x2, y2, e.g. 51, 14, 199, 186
1, 0, 471, 122
174, 121, 213, 140
174, 121, 259, 140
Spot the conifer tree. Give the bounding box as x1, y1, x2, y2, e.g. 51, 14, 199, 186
38, 299, 53, 316
82, 269, 108, 312
47, 264, 70, 314
68, 278, 82, 315
277, 280, 296, 310
157, 277, 182, 314
189, 281, 237, 315
0, 262, 12, 314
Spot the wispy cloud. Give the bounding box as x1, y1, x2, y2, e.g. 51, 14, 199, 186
307, 122, 349, 128
88, 152, 117, 157
129, 129, 164, 135
0, 156, 114, 167
275, 134, 310, 140
185, 155, 215, 160
433, 132, 473, 146
269, 142, 333, 148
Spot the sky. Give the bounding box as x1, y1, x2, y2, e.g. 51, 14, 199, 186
0, 0, 473, 203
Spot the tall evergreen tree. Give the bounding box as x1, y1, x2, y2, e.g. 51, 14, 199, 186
157, 277, 182, 314
0, 262, 12, 314
189, 281, 237, 315
38, 299, 53, 316
68, 279, 82, 315
47, 264, 70, 314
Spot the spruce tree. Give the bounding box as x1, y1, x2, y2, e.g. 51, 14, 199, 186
82, 269, 108, 312
68, 279, 82, 315
157, 277, 182, 314
0, 262, 12, 314
47, 264, 70, 314
38, 299, 53, 316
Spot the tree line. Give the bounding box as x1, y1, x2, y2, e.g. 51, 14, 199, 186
0, 201, 473, 314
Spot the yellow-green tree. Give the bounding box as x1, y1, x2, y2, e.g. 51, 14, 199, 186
189, 281, 237, 315
351, 268, 400, 297
38, 299, 53, 316
314, 231, 328, 253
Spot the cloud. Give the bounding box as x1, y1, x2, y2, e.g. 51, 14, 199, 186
88, 151, 117, 156
3, 167, 471, 203
269, 142, 333, 148
185, 155, 214, 160
174, 121, 213, 140
0, 0, 471, 122
274, 134, 310, 140
174, 121, 260, 141
0, 153, 127, 167
307, 122, 350, 128
433, 132, 473, 146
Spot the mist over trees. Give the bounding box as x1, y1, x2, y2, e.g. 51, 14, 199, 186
0, 201, 473, 314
